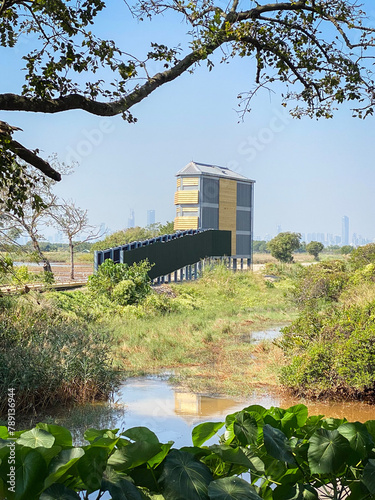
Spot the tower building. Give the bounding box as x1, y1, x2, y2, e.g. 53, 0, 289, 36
174, 161, 255, 257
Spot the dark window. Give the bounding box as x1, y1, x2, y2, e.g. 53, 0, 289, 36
201, 177, 219, 204
201, 207, 219, 229
236, 234, 251, 256
237, 183, 252, 207
236, 210, 251, 231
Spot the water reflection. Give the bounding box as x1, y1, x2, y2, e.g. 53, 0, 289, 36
22, 376, 375, 448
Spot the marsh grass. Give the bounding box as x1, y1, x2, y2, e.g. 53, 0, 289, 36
0, 295, 120, 417
107, 265, 296, 396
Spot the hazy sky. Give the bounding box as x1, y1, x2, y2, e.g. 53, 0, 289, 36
1, 0, 375, 241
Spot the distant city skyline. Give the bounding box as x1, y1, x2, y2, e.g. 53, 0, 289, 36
256, 215, 373, 247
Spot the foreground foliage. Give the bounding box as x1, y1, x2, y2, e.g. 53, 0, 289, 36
2, 404, 375, 499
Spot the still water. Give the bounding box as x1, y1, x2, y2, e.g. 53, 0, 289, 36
33, 375, 375, 448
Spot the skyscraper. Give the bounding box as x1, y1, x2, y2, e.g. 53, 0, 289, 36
128, 209, 135, 228
147, 209, 156, 226
342, 216, 349, 246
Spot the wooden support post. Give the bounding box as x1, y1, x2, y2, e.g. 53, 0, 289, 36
94, 251, 99, 272
174, 270, 178, 283
233, 258, 237, 272
120, 250, 125, 264
240, 258, 244, 270
193, 263, 197, 280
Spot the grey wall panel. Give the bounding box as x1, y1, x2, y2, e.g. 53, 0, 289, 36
237, 183, 252, 207
201, 177, 219, 204
236, 210, 252, 231
201, 206, 219, 229
236, 234, 252, 256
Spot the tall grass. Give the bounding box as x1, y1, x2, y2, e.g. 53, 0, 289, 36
0, 295, 120, 417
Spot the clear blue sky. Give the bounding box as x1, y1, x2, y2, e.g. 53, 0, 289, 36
1, 0, 375, 241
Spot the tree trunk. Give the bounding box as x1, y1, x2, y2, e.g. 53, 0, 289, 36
29, 230, 53, 274
69, 239, 74, 280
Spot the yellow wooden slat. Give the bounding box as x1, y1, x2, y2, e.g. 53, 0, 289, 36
182, 177, 199, 186
174, 216, 199, 230
219, 179, 237, 254
174, 190, 199, 205
177, 178, 181, 188
182, 208, 198, 214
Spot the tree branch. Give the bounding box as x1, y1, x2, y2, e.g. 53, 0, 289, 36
7, 139, 61, 181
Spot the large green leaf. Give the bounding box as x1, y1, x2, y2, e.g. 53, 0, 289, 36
40, 483, 81, 499
160, 449, 213, 500
122, 427, 160, 445
209, 445, 264, 474
263, 425, 296, 465
77, 446, 108, 492
338, 422, 374, 459
0, 427, 8, 439
108, 440, 162, 470
233, 412, 261, 446
15, 448, 47, 500
37, 424, 73, 448
285, 405, 309, 427
44, 448, 85, 488
273, 484, 318, 500
192, 422, 225, 447
101, 467, 144, 500
308, 429, 350, 474
147, 442, 174, 468
17, 428, 55, 449
208, 476, 262, 499
362, 458, 375, 494
84, 428, 119, 443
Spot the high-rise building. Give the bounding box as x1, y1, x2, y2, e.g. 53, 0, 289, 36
147, 210, 156, 226
174, 161, 255, 257
128, 209, 135, 228
342, 216, 349, 246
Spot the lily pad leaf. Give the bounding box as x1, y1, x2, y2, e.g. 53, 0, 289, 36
308, 428, 350, 474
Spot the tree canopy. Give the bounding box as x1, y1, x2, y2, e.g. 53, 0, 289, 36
1, 0, 375, 210
267, 231, 301, 262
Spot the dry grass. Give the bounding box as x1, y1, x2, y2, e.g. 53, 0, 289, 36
252, 253, 315, 265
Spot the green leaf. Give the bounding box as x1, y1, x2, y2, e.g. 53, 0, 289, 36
308, 428, 350, 474
362, 458, 375, 494
36, 424, 73, 448
273, 484, 318, 500
0, 427, 8, 439
15, 448, 47, 500
17, 428, 55, 449
122, 427, 159, 444
192, 422, 225, 447
44, 448, 85, 489
84, 428, 118, 443
263, 425, 296, 465
77, 446, 108, 492
147, 442, 173, 468
101, 467, 144, 500
108, 440, 162, 470
338, 422, 374, 459
208, 476, 262, 499
40, 483, 81, 499
233, 412, 261, 446
160, 449, 213, 500
285, 405, 308, 427
209, 445, 264, 473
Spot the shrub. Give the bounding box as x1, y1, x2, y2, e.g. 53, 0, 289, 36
289, 259, 348, 308
88, 259, 152, 305
280, 300, 375, 398
350, 243, 375, 269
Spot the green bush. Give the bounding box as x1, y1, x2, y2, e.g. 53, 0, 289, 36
88, 259, 152, 305
289, 259, 348, 308
280, 300, 375, 397
350, 243, 375, 269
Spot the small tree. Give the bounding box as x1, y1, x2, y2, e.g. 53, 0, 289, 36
306, 241, 324, 261
341, 245, 354, 255
49, 200, 101, 280
267, 232, 301, 263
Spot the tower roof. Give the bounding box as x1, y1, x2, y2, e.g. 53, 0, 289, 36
176, 161, 255, 183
